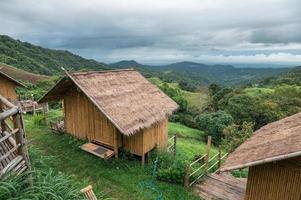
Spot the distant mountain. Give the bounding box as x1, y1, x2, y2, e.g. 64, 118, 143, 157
153, 61, 289, 86
0, 62, 48, 83
110, 60, 147, 68
0, 35, 111, 75
111, 60, 289, 86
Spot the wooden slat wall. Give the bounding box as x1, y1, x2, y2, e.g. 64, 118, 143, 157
245, 156, 301, 200
143, 118, 168, 153
0, 78, 17, 101
64, 87, 120, 147
123, 131, 144, 156
123, 118, 168, 156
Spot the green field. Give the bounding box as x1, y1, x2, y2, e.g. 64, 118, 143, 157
25, 112, 219, 200
148, 77, 209, 109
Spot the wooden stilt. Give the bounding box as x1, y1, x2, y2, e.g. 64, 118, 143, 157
141, 154, 145, 166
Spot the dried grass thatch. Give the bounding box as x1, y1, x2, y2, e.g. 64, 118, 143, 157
221, 112, 301, 171
40, 69, 178, 136
0, 69, 25, 87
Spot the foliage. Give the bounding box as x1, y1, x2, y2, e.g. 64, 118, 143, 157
195, 111, 233, 145
261, 66, 301, 86
222, 93, 282, 129
159, 82, 188, 111
178, 80, 197, 92
273, 85, 301, 116
154, 151, 187, 184
208, 83, 221, 97
17, 76, 59, 100
222, 122, 254, 152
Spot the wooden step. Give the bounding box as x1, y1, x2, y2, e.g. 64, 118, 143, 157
80, 142, 115, 159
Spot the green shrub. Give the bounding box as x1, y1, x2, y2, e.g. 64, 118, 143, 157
222, 122, 254, 152
195, 110, 233, 145
154, 152, 186, 184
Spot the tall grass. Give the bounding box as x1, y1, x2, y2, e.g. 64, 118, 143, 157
0, 170, 83, 200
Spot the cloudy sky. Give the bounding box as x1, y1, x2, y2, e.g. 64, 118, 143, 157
0, 0, 301, 66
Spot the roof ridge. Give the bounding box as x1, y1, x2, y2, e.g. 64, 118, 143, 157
70, 68, 135, 76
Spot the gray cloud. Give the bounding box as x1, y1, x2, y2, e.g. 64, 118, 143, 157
0, 0, 301, 65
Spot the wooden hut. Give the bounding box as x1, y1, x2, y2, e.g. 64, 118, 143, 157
0, 70, 25, 101
39, 69, 178, 163
220, 112, 301, 200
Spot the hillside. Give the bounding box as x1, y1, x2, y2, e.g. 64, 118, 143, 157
261, 66, 301, 86
0, 62, 48, 83
0, 35, 110, 75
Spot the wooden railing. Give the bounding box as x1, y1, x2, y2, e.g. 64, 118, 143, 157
167, 134, 177, 156
184, 136, 228, 188
0, 94, 31, 179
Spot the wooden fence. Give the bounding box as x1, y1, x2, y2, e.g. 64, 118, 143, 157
167, 134, 177, 156
0, 94, 31, 179
184, 136, 228, 187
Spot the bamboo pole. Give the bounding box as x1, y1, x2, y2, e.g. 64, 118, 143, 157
217, 145, 222, 174
173, 134, 177, 156
184, 165, 191, 188
205, 136, 212, 171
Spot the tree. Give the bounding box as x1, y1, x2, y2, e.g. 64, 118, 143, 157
208, 83, 221, 97
222, 122, 254, 152
195, 110, 233, 145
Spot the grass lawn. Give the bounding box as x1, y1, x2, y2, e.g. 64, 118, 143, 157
25, 114, 200, 200
168, 122, 218, 161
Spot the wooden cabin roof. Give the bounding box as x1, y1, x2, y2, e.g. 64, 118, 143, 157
40, 69, 178, 136
0, 68, 25, 87
221, 112, 301, 171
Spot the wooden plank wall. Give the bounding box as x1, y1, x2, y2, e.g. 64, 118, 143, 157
143, 118, 168, 153
123, 118, 168, 156
64, 87, 120, 147
245, 156, 301, 200
0, 77, 17, 101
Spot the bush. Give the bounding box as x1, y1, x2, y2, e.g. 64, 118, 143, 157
195, 110, 233, 145
222, 122, 254, 152
154, 151, 187, 184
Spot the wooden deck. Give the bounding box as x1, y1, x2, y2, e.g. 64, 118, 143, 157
194, 173, 247, 200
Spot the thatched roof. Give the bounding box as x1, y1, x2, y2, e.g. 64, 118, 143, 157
221, 112, 301, 171
40, 69, 178, 136
0, 69, 25, 87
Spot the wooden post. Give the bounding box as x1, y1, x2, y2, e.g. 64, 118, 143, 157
205, 136, 212, 171
216, 145, 222, 174
114, 130, 118, 160
146, 151, 150, 164
43, 103, 48, 125
217, 145, 222, 168
141, 154, 145, 166
14, 111, 32, 185
184, 165, 191, 188
173, 134, 177, 156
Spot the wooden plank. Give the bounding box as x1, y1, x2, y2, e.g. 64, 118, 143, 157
80, 143, 115, 159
